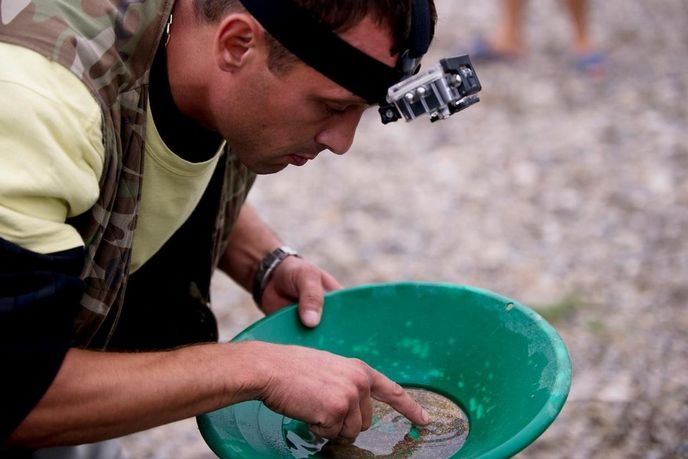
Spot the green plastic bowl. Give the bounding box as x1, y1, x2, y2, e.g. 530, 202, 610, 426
198, 282, 572, 458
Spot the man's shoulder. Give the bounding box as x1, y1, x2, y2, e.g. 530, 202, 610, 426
0, 42, 100, 119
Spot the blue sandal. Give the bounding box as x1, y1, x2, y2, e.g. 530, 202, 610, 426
574, 51, 608, 79
467, 37, 519, 62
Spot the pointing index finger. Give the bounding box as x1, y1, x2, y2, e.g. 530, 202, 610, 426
369, 371, 429, 426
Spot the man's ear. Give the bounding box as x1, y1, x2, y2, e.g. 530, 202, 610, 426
215, 14, 263, 71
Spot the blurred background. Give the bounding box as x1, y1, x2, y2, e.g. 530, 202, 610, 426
122, 0, 688, 457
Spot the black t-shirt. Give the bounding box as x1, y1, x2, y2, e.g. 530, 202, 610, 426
0, 241, 84, 442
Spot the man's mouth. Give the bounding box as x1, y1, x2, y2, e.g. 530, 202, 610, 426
288, 153, 318, 166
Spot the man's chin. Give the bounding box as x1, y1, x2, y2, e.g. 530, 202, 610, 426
232, 152, 288, 175
252, 162, 289, 175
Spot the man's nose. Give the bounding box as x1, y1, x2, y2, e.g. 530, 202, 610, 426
315, 107, 366, 155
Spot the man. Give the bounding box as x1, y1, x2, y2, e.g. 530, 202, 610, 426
0, 0, 437, 455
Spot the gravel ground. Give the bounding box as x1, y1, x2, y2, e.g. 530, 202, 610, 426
120, 0, 688, 457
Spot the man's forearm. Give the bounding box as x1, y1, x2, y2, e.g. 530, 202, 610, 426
6, 343, 264, 448
7, 338, 431, 450
218, 203, 283, 291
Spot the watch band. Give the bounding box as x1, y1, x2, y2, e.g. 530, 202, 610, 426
252, 246, 300, 305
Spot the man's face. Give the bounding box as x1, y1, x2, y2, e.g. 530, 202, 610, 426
215, 16, 397, 174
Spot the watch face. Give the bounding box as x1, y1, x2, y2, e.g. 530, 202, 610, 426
280, 246, 299, 256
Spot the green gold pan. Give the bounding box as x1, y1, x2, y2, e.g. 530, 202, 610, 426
197, 282, 572, 458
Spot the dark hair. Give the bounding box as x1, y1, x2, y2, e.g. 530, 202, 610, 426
194, 0, 437, 74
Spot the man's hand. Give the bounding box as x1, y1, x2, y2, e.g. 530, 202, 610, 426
259, 255, 341, 327
248, 341, 429, 440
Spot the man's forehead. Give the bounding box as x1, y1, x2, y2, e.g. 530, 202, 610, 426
242, 0, 407, 104
337, 15, 398, 69
297, 15, 395, 105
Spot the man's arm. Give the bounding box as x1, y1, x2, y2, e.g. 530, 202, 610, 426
7, 341, 429, 448
6, 344, 252, 447
218, 204, 341, 327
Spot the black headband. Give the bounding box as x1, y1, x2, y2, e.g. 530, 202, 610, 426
239, 0, 431, 104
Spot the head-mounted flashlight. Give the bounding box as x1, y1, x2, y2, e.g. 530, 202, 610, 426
239, 0, 482, 124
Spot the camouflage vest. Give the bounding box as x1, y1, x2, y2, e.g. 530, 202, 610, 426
0, 0, 256, 347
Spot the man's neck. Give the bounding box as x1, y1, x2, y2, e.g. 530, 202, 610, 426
149, 41, 223, 162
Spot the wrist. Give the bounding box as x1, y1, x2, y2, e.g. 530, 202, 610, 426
251, 246, 300, 305
221, 341, 279, 403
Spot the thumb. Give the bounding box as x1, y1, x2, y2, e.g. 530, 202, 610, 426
298, 294, 323, 327
296, 280, 325, 328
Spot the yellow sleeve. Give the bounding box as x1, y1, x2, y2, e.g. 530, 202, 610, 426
0, 43, 105, 254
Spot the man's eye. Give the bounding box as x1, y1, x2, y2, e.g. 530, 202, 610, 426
324, 104, 348, 115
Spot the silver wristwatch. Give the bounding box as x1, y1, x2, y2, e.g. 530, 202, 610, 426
251, 246, 300, 305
